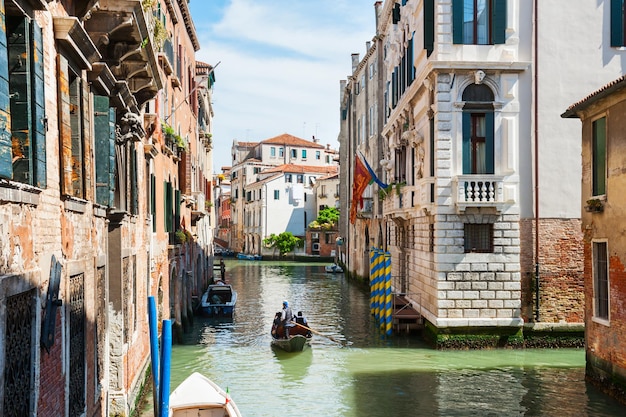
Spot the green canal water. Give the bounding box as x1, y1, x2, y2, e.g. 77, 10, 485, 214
141, 261, 625, 416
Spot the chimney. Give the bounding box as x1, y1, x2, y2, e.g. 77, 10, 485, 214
366, 41, 371, 50
375, 1, 383, 36
351, 53, 360, 73
340, 80, 347, 102
312, 135, 319, 143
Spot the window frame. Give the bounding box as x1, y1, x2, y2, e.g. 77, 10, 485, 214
592, 116, 607, 197
452, 0, 507, 45
592, 240, 610, 323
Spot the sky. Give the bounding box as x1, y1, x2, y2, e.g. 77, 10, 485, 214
188, 0, 377, 172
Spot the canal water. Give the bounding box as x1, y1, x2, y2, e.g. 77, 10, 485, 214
142, 260, 625, 416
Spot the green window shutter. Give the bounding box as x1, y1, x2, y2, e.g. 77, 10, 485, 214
452, 0, 464, 44
94, 95, 110, 205
9, 17, 32, 184
485, 112, 495, 174
492, 0, 507, 44
165, 181, 172, 233
462, 112, 472, 174
611, 0, 624, 47
0, 7, 13, 179
31, 20, 46, 188
57, 54, 73, 196
175, 189, 181, 230
131, 148, 138, 215
593, 117, 607, 196
82, 70, 91, 199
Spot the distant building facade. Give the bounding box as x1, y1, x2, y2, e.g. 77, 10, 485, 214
229, 134, 338, 254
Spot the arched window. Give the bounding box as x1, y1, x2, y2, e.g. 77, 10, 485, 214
462, 83, 495, 174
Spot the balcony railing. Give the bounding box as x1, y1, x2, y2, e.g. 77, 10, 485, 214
454, 175, 508, 212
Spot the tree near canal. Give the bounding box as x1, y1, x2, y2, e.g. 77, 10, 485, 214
263, 232, 301, 256
308, 206, 339, 229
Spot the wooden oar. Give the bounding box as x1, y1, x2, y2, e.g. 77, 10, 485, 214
292, 322, 346, 346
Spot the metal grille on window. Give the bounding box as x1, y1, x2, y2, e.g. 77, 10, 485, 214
464, 223, 493, 253
69, 273, 85, 417
4, 289, 34, 417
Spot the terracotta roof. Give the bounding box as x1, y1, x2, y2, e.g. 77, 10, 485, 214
234, 141, 257, 148
317, 172, 339, 181
562, 74, 626, 118
260, 133, 326, 149
196, 61, 213, 75
261, 164, 338, 175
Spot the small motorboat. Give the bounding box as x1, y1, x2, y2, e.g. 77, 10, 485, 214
237, 253, 262, 260
199, 284, 237, 318
324, 263, 343, 273
169, 372, 242, 417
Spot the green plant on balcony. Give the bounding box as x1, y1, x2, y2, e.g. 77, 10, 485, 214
153, 19, 167, 50
161, 122, 186, 151
585, 198, 604, 213
175, 229, 187, 244
142, 0, 156, 11
378, 182, 406, 200
205, 200, 213, 210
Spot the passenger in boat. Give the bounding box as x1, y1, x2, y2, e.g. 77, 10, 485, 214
271, 311, 282, 338
295, 311, 312, 337
211, 293, 222, 304
281, 300, 295, 338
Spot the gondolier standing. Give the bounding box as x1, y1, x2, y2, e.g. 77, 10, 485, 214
281, 300, 295, 338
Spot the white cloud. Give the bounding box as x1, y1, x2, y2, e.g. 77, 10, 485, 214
191, 0, 376, 169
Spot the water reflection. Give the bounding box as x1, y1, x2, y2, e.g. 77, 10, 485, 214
140, 261, 625, 417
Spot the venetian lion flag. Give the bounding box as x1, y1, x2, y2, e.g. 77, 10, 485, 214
350, 154, 372, 224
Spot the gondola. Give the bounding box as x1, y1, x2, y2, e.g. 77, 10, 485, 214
271, 334, 311, 352
270, 313, 312, 352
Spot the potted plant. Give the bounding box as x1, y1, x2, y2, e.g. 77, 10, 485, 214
175, 229, 187, 244
585, 198, 604, 213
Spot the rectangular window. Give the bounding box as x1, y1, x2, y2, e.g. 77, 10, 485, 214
424, 0, 434, 56
297, 174, 304, 184
274, 190, 279, 200
1, 16, 46, 186
302, 149, 307, 159
270, 147, 276, 157
611, 0, 626, 46
279, 147, 284, 157
453, 0, 506, 45
253, 167, 261, 174
285, 174, 292, 183
316, 151, 321, 160
592, 117, 607, 197
593, 241, 609, 320
462, 112, 494, 174
291, 149, 297, 159
464, 223, 493, 253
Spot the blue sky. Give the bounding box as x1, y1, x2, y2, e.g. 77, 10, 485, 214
188, 0, 376, 171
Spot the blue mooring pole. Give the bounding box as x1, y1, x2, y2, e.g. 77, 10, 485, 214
159, 319, 172, 417
148, 297, 160, 417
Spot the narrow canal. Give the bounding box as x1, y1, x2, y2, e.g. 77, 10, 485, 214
142, 260, 625, 416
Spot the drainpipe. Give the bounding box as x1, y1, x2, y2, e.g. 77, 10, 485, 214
533, 0, 540, 322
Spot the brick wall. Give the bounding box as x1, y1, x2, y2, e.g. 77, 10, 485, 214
520, 218, 584, 323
